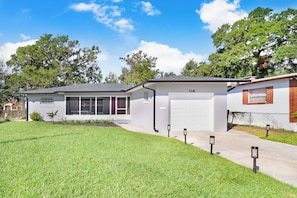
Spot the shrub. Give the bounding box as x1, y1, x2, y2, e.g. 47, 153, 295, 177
47, 110, 58, 123
30, 112, 43, 121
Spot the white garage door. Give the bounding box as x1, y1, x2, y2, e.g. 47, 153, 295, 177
170, 98, 212, 132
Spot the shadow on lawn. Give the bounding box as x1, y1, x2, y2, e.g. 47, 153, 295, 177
0, 132, 81, 144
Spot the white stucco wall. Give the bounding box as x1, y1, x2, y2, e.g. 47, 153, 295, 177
27, 92, 131, 122
130, 82, 228, 133
28, 94, 65, 121
130, 88, 154, 131
227, 78, 297, 132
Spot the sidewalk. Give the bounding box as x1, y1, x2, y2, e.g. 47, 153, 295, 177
117, 123, 297, 188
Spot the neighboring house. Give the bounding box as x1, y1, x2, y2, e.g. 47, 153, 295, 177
227, 73, 297, 132
2, 99, 24, 111
20, 76, 249, 133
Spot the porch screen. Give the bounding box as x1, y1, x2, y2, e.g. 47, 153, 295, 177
97, 97, 110, 115
81, 97, 95, 115
66, 97, 79, 115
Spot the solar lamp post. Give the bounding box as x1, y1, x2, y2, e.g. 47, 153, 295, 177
209, 136, 215, 155
266, 124, 270, 138
183, 128, 187, 144
167, 124, 171, 138
251, 146, 259, 173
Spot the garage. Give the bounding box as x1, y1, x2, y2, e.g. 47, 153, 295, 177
170, 93, 213, 132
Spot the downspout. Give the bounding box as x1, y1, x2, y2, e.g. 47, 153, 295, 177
26, 96, 29, 121
142, 84, 159, 132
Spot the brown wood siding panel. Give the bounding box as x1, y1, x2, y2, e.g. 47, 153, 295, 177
266, 86, 273, 104
243, 90, 248, 104
290, 79, 297, 122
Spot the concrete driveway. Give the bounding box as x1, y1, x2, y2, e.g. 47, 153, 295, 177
117, 123, 297, 188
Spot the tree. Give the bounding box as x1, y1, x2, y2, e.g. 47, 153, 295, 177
104, 72, 118, 83
119, 50, 159, 85
0, 59, 12, 104
158, 71, 177, 77
209, 7, 297, 78
0, 59, 6, 91
181, 59, 209, 76
7, 34, 102, 91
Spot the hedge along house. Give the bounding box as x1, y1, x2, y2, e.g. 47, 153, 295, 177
227, 73, 297, 132
21, 76, 249, 133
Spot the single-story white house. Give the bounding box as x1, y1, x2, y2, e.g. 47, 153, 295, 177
20, 76, 250, 133
227, 73, 297, 132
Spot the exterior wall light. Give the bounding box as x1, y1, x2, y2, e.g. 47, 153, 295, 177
251, 146, 259, 173
209, 136, 215, 155
167, 124, 171, 138
183, 128, 187, 144
266, 124, 270, 138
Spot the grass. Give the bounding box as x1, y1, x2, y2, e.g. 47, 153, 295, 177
0, 122, 296, 197
232, 125, 297, 146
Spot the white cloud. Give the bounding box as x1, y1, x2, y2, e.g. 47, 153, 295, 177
197, 0, 248, 32
114, 19, 134, 32
140, 1, 161, 16
133, 41, 205, 74
70, 2, 134, 32
20, 33, 31, 41
0, 40, 37, 62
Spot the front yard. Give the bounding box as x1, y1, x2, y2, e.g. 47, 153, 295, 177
0, 122, 296, 197
233, 125, 297, 146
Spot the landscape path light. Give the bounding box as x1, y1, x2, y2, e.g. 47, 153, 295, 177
167, 124, 171, 138
183, 128, 187, 144
251, 146, 259, 173
266, 124, 270, 138
209, 136, 215, 155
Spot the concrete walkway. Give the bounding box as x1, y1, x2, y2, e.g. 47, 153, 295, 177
117, 123, 297, 188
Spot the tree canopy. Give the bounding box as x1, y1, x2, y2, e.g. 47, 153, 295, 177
119, 50, 159, 85
181, 59, 209, 76
207, 7, 297, 78
7, 34, 102, 91
104, 72, 118, 84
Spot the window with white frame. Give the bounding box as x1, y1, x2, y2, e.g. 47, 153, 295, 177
97, 97, 110, 115
66, 96, 130, 115
117, 97, 127, 114
242, 86, 273, 105
81, 97, 95, 115
66, 97, 79, 115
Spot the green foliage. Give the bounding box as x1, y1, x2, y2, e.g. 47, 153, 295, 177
209, 7, 297, 78
181, 59, 210, 76
234, 125, 297, 146
61, 119, 113, 125
293, 112, 297, 118
119, 50, 159, 85
6, 34, 102, 92
30, 112, 43, 121
104, 72, 118, 83
0, 122, 296, 197
47, 110, 58, 123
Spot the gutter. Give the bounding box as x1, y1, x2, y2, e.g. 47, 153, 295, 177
142, 84, 159, 133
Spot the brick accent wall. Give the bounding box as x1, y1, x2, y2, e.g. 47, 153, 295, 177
290, 78, 297, 123
242, 90, 248, 104
266, 86, 273, 104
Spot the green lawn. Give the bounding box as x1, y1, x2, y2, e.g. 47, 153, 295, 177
233, 125, 297, 146
0, 122, 296, 197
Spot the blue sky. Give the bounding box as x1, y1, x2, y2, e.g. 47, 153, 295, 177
0, 0, 296, 78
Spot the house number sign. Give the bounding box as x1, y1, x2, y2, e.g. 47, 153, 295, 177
189, 89, 195, 93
